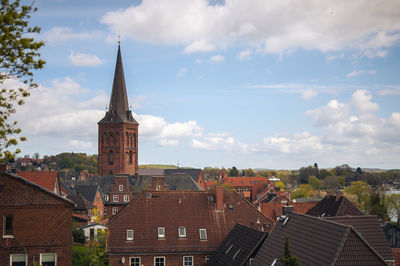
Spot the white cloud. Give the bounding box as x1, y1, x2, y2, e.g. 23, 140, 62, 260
305, 99, 348, 127
101, 0, 400, 56
351, 89, 379, 113
380, 88, 400, 95
159, 139, 179, 146
262, 132, 323, 153
191, 133, 235, 150
209, 54, 225, 63
68, 51, 103, 66
347, 69, 376, 78
237, 48, 253, 61
301, 89, 317, 99
176, 67, 188, 77
44, 26, 101, 44
69, 140, 93, 149
184, 40, 216, 54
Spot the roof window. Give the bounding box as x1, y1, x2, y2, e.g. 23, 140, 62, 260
282, 216, 290, 226
178, 226, 186, 238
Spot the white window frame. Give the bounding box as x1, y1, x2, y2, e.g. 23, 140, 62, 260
104, 195, 109, 201
199, 228, 207, 240
126, 230, 134, 241
113, 195, 119, 202
10, 254, 27, 266
158, 227, 165, 238
205, 256, 211, 263
178, 226, 186, 238
119, 185, 123, 191
129, 257, 141, 266
183, 256, 193, 266
124, 195, 129, 202
154, 256, 165, 266
112, 207, 118, 215
40, 253, 57, 266
3, 215, 14, 238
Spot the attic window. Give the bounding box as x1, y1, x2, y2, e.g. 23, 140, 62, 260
178, 226, 186, 238
271, 258, 278, 266
232, 248, 241, 261
282, 216, 290, 226
199, 229, 207, 240
146, 193, 152, 198
119, 185, 123, 191
225, 244, 233, 254
228, 204, 233, 209
158, 227, 165, 238
126, 230, 134, 241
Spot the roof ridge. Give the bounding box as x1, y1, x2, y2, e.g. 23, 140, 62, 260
232, 190, 274, 224
331, 227, 350, 265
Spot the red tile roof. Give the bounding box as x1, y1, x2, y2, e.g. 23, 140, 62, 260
17, 171, 58, 193
259, 201, 316, 222
222, 177, 269, 187
107, 190, 273, 254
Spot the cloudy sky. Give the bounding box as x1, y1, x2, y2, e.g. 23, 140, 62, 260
10, 0, 400, 169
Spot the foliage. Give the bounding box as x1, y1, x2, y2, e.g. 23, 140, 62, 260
365, 190, 387, 219
291, 184, 313, 199
386, 193, 400, 225
275, 180, 285, 190
244, 168, 255, 177
72, 245, 90, 266
51, 152, 98, 174
228, 166, 239, 177
279, 235, 300, 266
0, 0, 45, 161
308, 175, 321, 190
298, 165, 316, 184
344, 181, 369, 205
73, 227, 86, 244
72, 230, 108, 266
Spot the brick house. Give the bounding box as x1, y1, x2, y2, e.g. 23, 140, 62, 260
104, 174, 133, 218
107, 187, 273, 266
0, 170, 74, 266
221, 176, 272, 202
17, 171, 61, 195
74, 185, 104, 217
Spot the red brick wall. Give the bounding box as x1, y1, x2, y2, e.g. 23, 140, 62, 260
98, 123, 138, 176
0, 173, 73, 266
109, 253, 212, 266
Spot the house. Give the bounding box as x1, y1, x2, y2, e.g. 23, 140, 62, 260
74, 185, 104, 217
67, 191, 95, 224
221, 176, 272, 202
205, 224, 267, 266
107, 187, 273, 266
0, 169, 74, 266
17, 170, 61, 195
137, 174, 203, 192
253, 212, 388, 265
325, 216, 395, 265
104, 174, 134, 218
383, 223, 400, 266
306, 192, 364, 217
80, 223, 107, 242
258, 195, 317, 222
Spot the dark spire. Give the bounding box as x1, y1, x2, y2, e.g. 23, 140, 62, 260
99, 45, 138, 124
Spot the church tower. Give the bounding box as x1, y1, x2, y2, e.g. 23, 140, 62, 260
98, 45, 139, 176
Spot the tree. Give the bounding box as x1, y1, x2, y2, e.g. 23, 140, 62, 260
344, 181, 369, 206
228, 166, 239, 177
386, 194, 400, 225
73, 227, 86, 244
279, 235, 300, 266
275, 180, 285, 191
322, 176, 341, 192
308, 175, 321, 190
0, 0, 45, 161
291, 184, 313, 199
366, 190, 387, 219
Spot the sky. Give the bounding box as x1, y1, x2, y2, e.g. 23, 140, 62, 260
7, 0, 400, 169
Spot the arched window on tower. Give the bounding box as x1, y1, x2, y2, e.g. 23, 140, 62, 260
108, 150, 114, 165
126, 133, 129, 147
129, 151, 133, 164
133, 133, 136, 148
130, 133, 133, 147
104, 132, 107, 145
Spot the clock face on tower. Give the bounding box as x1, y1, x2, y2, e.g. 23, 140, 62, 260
98, 45, 139, 176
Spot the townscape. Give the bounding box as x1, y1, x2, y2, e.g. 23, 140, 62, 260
1, 1, 400, 266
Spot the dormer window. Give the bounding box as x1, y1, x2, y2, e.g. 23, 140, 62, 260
199, 229, 207, 240
158, 227, 165, 238
119, 185, 123, 191
178, 226, 186, 238
113, 195, 119, 202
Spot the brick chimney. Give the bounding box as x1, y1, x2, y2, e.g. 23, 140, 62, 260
216, 186, 224, 212
336, 191, 344, 201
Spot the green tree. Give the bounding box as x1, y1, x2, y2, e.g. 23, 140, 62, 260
72, 245, 90, 266
0, 0, 45, 161
88, 230, 108, 266
291, 184, 313, 199
344, 181, 369, 206
279, 235, 300, 266
72, 227, 86, 244
386, 194, 400, 225
308, 175, 321, 190
366, 190, 387, 219
228, 166, 239, 177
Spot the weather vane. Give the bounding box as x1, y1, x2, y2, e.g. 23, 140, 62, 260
118, 30, 121, 44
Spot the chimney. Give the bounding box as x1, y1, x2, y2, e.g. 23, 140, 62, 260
282, 205, 294, 215
336, 191, 344, 201
216, 186, 224, 212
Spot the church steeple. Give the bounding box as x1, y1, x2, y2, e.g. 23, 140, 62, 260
99, 45, 138, 124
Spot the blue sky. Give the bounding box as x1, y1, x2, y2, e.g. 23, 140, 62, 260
9, 0, 400, 169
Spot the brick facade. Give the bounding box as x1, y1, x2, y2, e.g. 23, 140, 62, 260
0, 172, 74, 266
104, 175, 132, 218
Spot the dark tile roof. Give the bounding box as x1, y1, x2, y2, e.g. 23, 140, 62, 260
383, 223, 400, 248
253, 212, 387, 266
326, 216, 394, 261
107, 190, 273, 254
138, 168, 165, 176
206, 224, 267, 266
98, 45, 138, 124
74, 185, 99, 203
165, 169, 202, 182
67, 192, 95, 211
137, 174, 203, 191
306, 195, 363, 217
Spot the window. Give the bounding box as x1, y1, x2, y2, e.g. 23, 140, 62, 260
126, 230, 134, 240
183, 256, 193, 266
249, 258, 255, 266
129, 151, 133, 164
178, 226, 186, 238
130, 257, 141, 266
133, 133, 136, 147
271, 258, 278, 266
119, 185, 123, 191
108, 150, 114, 165
104, 195, 109, 201
113, 195, 119, 202
112, 207, 118, 215
40, 253, 56, 266
154, 257, 165, 266
205, 256, 211, 263
3, 215, 13, 237
124, 195, 129, 202
11, 254, 26, 266
90, 228, 94, 240
104, 208, 106, 215
199, 229, 207, 240
158, 227, 165, 238
156, 184, 161, 191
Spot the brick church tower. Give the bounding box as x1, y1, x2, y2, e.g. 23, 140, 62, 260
98, 45, 139, 176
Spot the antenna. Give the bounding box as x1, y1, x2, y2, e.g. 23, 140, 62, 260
118, 30, 121, 44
